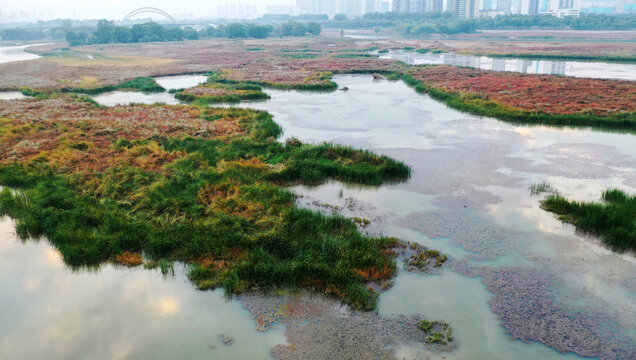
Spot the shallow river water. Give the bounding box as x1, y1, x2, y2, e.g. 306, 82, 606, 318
381, 51, 636, 81
0, 44, 42, 64
2, 74, 635, 359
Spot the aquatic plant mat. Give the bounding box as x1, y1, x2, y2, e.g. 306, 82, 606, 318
241, 291, 453, 359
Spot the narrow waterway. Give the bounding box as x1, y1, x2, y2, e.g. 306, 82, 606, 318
0, 44, 43, 64
381, 50, 636, 81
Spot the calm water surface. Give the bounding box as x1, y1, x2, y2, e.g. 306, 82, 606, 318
91, 91, 182, 106
381, 51, 636, 81
239, 75, 636, 359
0, 44, 43, 64
2, 75, 635, 359
0, 92, 27, 100
91, 75, 208, 106
154, 74, 207, 90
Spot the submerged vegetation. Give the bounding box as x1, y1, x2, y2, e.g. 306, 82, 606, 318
541, 189, 636, 252
417, 317, 453, 346
530, 181, 553, 196
0, 95, 411, 310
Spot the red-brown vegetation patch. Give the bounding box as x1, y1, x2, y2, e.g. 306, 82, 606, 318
114, 251, 143, 267
410, 65, 636, 115
0, 98, 246, 175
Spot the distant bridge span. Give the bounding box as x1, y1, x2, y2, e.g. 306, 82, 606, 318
122, 7, 176, 23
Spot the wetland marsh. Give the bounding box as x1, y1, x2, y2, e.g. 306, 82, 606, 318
0, 41, 635, 359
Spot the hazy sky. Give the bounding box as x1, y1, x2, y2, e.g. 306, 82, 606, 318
0, 0, 298, 20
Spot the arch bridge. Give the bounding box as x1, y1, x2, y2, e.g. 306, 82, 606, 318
122, 7, 176, 23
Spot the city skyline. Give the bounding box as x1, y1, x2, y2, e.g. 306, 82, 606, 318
0, 0, 630, 22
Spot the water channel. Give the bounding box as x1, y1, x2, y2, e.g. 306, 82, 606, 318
380, 50, 636, 81
0, 44, 42, 64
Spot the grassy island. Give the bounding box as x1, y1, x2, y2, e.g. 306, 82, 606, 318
541, 189, 636, 252
0, 94, 411, 310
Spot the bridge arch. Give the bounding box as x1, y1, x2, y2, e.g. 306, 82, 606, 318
122, 7, 176, 23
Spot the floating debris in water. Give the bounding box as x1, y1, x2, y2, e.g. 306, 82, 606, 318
396, 210, 518, 261
220, 335, 234, 345
452, 261, 636, 360
241, 291, 454, 359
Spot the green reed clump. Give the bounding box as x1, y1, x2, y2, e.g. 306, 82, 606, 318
418, 317, 453, 345
542, 189, 636, 252
529, 181, 553, 196
175, 81, 270, 104
60, 77, 165, 95
204, 70, 338, 92
270, 143, 411, 185
117, 77, 165, 93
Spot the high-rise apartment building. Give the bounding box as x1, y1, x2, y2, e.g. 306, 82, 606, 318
365, 0, 380, 13
449, 0, 477, 18
497, 0, 512, 14
392, 0, 411, 11
428, 0, 443, 12
392, 0, 441, 13
521, 0, 540, 14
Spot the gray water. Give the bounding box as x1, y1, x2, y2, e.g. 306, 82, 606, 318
381, 51, 636, 81
0, 44, 43, 64
236, 75, 636, 359
91, 91, 182, 106
154, 74, 208, 90
91, 75, 208, 106
1, 75, 635, 359
0, 92, 27, 100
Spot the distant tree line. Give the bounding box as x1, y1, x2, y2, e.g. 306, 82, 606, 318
325, 11, 475, 35
324, 12, 636, 35
0, 28, 47, 41
259, 14, 329, 22
476, 14, 636, 30
64, 20, 321, 46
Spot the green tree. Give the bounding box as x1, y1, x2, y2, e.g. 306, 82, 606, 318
307, 22, 321, 35
164, 28, 184, 41
94, 19, 114, 44
291, 22, 306, 36
247, 24, 272, 39
183, 28, 200, 40
112, 26, 131, 43
280, 22, 293, 36
65, 31, 87, 46
334, 13, 348, 21
226, 23, 247, 38
206, 26, 225, 38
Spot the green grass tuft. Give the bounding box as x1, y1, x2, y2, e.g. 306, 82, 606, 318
541, 189, 636, 252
